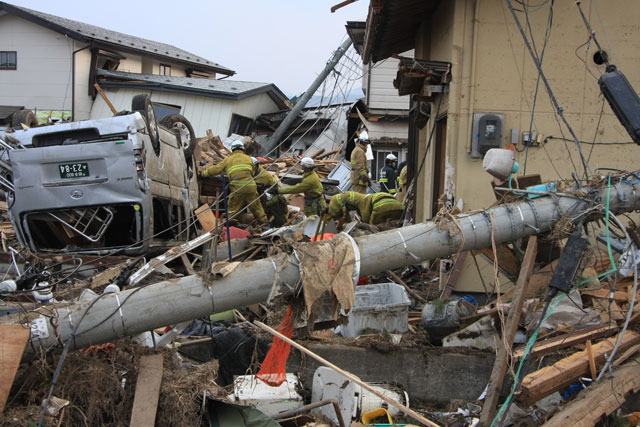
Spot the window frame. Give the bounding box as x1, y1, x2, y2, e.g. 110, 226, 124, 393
159, 63, 171, 76
0, 51, 17, 70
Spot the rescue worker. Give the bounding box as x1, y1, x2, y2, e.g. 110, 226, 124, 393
278, 157, 326, 217
359, 192, 405, 225
251, 157, 288, 227
396, 162, 408, 202
201, 140, 268, 225
350, 131, 370, 194
379, 153, 398, 194
326, 191, 366, 228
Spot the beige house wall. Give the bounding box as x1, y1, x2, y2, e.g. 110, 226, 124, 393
412, 0, 640, 292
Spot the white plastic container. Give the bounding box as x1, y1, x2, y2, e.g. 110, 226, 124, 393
228, 374, 303, 417
311, 366, 409, 425
340, 283, 410, 337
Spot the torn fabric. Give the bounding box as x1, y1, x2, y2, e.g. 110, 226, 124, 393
293, 234, 357, 324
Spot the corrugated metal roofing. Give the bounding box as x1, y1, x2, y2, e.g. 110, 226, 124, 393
0, 1, 235, 76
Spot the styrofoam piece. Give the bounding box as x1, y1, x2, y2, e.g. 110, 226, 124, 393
229, 374, 303, 417
340, 283, 410, 337
311, 366, 409, 425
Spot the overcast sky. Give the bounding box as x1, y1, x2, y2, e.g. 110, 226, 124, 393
10, 0, 370, 95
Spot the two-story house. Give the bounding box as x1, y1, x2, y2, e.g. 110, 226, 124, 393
0, 2, 288, 137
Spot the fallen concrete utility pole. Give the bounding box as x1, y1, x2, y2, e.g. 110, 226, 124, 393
261, 38, 352, 156
7, 178, 640, 353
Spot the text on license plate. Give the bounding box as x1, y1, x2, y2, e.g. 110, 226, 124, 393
58, 162, 89, 179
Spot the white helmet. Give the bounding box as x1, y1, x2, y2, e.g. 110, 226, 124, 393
231, 140, 244, 151
251, 157, 258, 165
358, 130, 370, 144
300, 157, 315, 169
385, 153, 397, 162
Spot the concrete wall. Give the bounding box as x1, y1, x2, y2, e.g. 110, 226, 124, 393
410, 0, 640, 291
90, 87, 281, 137
287, 343, 494, 404
0, 14, 72, 112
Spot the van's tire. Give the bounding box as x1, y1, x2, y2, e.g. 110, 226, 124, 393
131, 94, 160, 154
160, 114, 196, 159
11, 110, 38, 129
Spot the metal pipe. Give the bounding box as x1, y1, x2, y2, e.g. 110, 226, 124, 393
9, 179, 640, 353
272, 399, 346, 427
261, 38, 353, 156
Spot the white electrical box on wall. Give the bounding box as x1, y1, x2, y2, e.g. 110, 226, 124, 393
470, 112, 504, 158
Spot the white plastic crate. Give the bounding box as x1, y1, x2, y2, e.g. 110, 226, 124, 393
340, 283, 410, 337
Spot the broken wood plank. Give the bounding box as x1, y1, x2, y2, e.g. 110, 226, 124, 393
93, 83, 118, 115
254, 321, 440, 427
543, 362, 640, 427
586, 339, 597, 379
440, 251, 468, 298
613, 343, 640, 367
195, 204, 218, 232
518, 331, 640, 405
386, 270, 427, 304
180, 254, 195, 275
477, 244, 520, 280
130, 354, 164, 427
0, 325, 30, 413
512, 324, 618, 360
582, 288, 628, 302
480, 236, 537, 426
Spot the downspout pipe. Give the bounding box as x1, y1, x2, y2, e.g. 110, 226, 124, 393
71, 43, 91, 121
10, 179, 640, 353
261, 38, 353, 156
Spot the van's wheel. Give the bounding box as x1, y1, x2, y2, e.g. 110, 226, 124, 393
131, 95, 160, 154
11, 110, 38, 129
160, 114, 196, 158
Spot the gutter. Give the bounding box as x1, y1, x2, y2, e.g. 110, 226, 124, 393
71, 43, 92, 121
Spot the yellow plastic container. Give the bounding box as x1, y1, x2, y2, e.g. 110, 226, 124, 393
362, 407, 393, 425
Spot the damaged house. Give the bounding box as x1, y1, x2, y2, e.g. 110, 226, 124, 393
360, 0, 640, 293
345, 21, 411, 181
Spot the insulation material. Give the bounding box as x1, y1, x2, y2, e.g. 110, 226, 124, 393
294, 234, 357, 324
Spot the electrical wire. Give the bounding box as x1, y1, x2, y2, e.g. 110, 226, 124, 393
506, 0, 591, 179
522, 0, 554, 174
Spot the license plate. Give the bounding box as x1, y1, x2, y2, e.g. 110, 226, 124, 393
58, 162, 89, 179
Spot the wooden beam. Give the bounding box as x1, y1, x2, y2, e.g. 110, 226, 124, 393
512, 324, 618, 360
586, 340, 597, 380
254, 321, 440, 427
543, 363, 640, 427
518, 331, 640, 405
93, 83, 118, 115
130, 354, 164, 427
330, 0, 357, 13
479, 236, 537, 426
440, 251, 468, 298
0, 325, 30, 413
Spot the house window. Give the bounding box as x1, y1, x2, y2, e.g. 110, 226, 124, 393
152, 102, 181, 122
159, 64, 171, 76
228, 113, 254, 136
0, 51, 17, 70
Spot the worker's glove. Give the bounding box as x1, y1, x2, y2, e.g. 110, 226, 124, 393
267, 186, 279, 195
